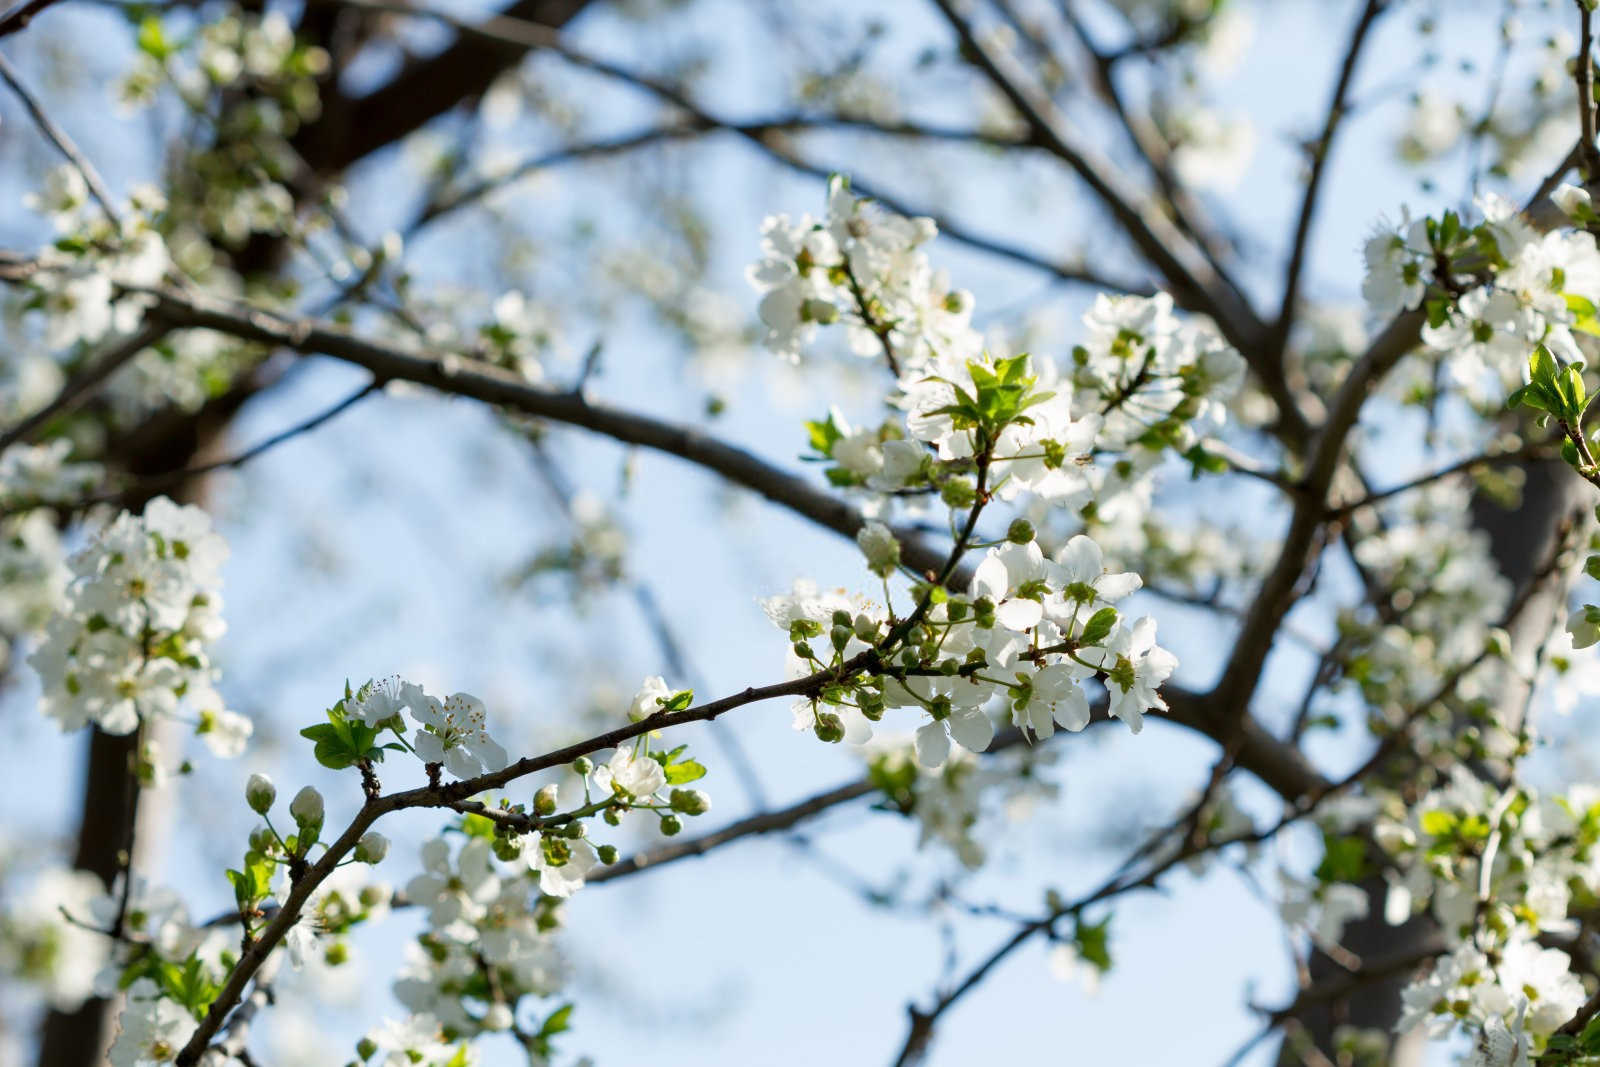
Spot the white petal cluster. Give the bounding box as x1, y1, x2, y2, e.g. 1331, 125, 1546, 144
865, 740, 1059, 869
1362, 214, 1433, 319
746, 175, 947, 364
377, 682, 510, 780
764, 531, 1175, 767
395, 835, 564, 1039
28, 497, 246, 761
365, 1013, 478, 1067
108, 978, 198, 1067
1332, 770, 1600, 1050
0, 867, 108, 1011
0, 440, 103, 506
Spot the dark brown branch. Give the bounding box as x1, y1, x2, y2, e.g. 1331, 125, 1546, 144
1272, 0, 1389, 361
923, 0, 1265, 355
297, 0, 595, 173
0, 0, 65, 38
329, 0, 1149, 296
588, 778, 876, 884
1579, 1, 1599, 176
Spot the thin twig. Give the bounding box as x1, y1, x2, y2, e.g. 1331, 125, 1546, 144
0, 323, 167, 452
0, 51, 122, 225
0, 0, 66, 38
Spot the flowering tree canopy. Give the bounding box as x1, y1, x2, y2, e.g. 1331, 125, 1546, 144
9, 1, 1600, 1066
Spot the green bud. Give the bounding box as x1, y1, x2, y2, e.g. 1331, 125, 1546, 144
858, 689, 885, 722
831, 624, 853, 651
324, 940, 349, 966
572, 756, 594, 776
597, 844, 619, 864
357, 1037, 379, 1060
941, 478, 977, 509
353, 831, 389, 864
603, 806, 622, 826
491, 836, 522, 862
659, 814, 684, 836
801, 297, 840, 324
1006, 518, 1035, 544
669, 788, 712, 815
289, 786, 323, 836
245, 773, 275, 815
814, 712, 846, 743
534, 784, 560, 816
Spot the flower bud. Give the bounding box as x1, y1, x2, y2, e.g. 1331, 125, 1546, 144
856, 521, 901, 577
534, 783, 560, 816
491, 836, 522, 862
572, 756, 593, 776
1007, 518, 1035, 545
324, 941, 349, 966
289, 785, 323, 828
354, 831, 389, 864
800, 297, 839, 325
669, 788, 712, 816
482, 1003, 514, 1032
941, 477, 977, 508
245, 773, 275, 814
659, 814, 683, 836
603, 806, 622, 826
356, 1038, 378, 1060
813, 712, 846, 743
597, 844, 619, 864
1555, 182, 1594, 220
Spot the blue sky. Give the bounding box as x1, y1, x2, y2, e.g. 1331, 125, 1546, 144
0, 1, 1582, 1063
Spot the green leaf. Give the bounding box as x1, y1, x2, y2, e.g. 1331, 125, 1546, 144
804, 413, 843, 457
1314, 832, 1370, 883
1180, 444, 1228, 478
1074, 915, 1113, 972
136, 14, 171, 59
1530, 345, 1560, 389
663, 759, 707, 785
1419, 809, 1457, 838
1424, 297, 1451, 330
1078, 607, 1119, 647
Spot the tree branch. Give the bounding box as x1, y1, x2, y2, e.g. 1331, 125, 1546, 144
1272, 0, 1389, 360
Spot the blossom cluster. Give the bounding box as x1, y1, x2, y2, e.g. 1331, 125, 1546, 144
29, 496, 248, 766
748, 181, 1209, 769
865, 739, 1059, 869
389, 829, 566, 1055
0, 442, 102, 667
1332, 771, 1600, 1057
1364, 192, 1600, 407
764, 528, 1175, 768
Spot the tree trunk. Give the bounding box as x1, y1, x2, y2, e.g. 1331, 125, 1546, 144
1278, 458, 1589, 1065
